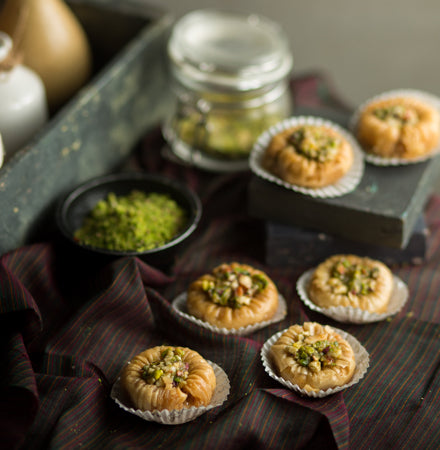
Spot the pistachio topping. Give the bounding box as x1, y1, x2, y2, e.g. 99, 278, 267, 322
329, 258, 380, 296
373, 104, 419, 125
287, 126, 340, 162
141, 348, 189, 388
285, 334, 342, 373
202, 265, 268, 309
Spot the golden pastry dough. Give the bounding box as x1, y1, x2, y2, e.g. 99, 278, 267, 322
308, 254, 393, 313
262, 124, 354, 188
186, 262, 279, 329
356, 96, 440, 159
120, 346, 216, 411
270, 322, 356, 392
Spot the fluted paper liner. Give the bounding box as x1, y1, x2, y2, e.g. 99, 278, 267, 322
261, 326, 369, 398
111, 360, 230, 425
349, 89, 440, 165
172, 291, 287, 335
249, 116, 365, 198
296, 268, 409, 324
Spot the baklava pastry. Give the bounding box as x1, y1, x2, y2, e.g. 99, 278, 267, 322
186, 262, 279, 329
308, 254, 393, 314
270, 322, 356, 392
120, 346, 216, 411
356, 96, 440, 159
262, 124, 354, 188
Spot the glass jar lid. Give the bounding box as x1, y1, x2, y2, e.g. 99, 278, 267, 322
168, 9, 293, 92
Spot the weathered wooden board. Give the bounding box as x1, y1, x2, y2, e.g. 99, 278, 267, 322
265, 215, 429, 267
0, 1, 174, 254
248, 106, 440, 249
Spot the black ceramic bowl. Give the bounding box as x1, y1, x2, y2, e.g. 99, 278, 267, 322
56, 172, 202, 266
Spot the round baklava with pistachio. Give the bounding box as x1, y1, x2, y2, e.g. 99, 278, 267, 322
186, 262, 279, 329
356, 96, 440, 159
262, 124, 354, 188
120, 346, 216, 411
270, 322, 356, 392
308, 254, 394, 313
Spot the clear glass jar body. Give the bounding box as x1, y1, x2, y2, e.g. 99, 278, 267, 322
163, 79, 292, 171
163, 9, 293, 172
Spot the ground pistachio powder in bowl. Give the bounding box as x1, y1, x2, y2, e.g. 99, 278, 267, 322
73, 190, 188, 252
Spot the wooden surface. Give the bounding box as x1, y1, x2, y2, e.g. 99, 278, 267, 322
265, 215, 429, 267
248, 106, 440, 249
0, 1, 173, 254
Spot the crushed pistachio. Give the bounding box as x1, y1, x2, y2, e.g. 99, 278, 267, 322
141, 348, 189, 388
287, 126, 340, 162
328, 258, 379, 296
202, 265, 268, 309
373, 104, 418, 125
174, 105, 283, 160
74, 190, 187, 252
285, 334, 342, 372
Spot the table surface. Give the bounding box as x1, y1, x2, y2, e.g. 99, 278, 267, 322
2, 73, 440, 450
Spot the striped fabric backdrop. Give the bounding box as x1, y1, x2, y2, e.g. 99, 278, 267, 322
1, 73, 439, 450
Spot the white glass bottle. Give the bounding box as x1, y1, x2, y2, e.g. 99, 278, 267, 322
163, 9, 294, 172
0, 31, 48, 159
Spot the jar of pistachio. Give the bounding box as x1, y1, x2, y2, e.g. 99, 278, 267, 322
163, 9, 293, 172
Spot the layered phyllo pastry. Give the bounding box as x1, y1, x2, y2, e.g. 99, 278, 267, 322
120, 346, 216, 411
356, 95, 440, 159
308, 254, 394, 313
186, 262, 279, 329
270, 322, 356, 392
262, 124, 354, 188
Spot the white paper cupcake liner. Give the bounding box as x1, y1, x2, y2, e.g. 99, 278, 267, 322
261, 326, 369, 398
111, 360, 230, 425
349, 89, 440, 166
249, 116, 365, 198
296, 268, 409, 324
172, 291, 288, 336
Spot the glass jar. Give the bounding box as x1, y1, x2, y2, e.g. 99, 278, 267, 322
162, 9, 293, 172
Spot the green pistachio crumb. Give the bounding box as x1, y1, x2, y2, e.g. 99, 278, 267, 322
287, 126, 340, 162
201, 265, 268, 309
286, 339, 342, 372
74, 190, 187, 252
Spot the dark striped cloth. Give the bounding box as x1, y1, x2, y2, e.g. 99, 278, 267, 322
1, 73, 440, 450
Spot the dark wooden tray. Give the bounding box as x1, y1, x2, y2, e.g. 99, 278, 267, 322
0, 1, 173, 254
